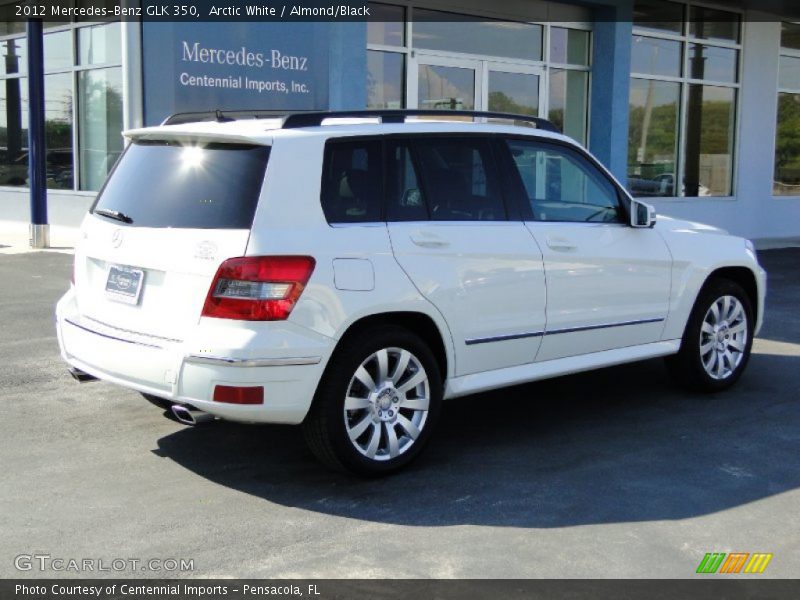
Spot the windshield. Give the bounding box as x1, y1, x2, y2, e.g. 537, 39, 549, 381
92, 140, 270, 229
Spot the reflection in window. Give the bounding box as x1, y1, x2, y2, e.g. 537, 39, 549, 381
78, 67, 123, 191
1, 37, 26, 76
629, 5, 740, 198
633, 0, 684, 34
44, 73, 73, 190
78, 22, 122, 66
628, 79, 680, 197
418, 64, 474, 110
0, 76, 28, 186
684, 85, 735, 197
774, 93, 800, 196
507, 139, 621, 223
488, 70, 539, 116
548, 69, 587, 145
631, 36, 682, 78
367, 50, 404, 109
550, 27, 589, 66
413, 10, 542, 62
688, 44, 738, 84
367, 3, 405, 46
44, 30, 73, 71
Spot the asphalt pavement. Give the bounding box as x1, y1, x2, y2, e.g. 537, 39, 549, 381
0, 249, 798, 578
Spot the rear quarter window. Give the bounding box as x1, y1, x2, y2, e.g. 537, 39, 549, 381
92, 140, 270, 229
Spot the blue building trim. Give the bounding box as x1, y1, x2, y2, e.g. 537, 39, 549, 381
588, 2, 633, 186
327, 22, 367, 110
26, 19, 47, 227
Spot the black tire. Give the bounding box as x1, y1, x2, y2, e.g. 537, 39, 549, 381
665, 277, 754, 392
303, 325, 443, 476
141, 393, 174, 410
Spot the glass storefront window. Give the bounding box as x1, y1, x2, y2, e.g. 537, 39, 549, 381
0, 21, 123, 191
44, 73, 73, 190
631, 36, 682, 78
488, 70, 540, 116
683, 84, 735, 197
44, 30, 73, 71
688, 7, 740, 43
627, 79, 680, 197
78, 22, 121, 66
629, 2, 740, 198
633, 0, 683, 35
1, 37, 26, 76
417, 64, 475, 110
550, 27, 589, 66
413, 10, 543, 62
774, 23, 800, 196
781, 22, 800, 51
548, 69, 587, 145
687, 44, 738, 83
779, 55, 800, 91
367, 50, 404, 109
0, 76, 28, 186
367, 3, 405, 47
774, 93, 800, 196
78, 67, 123, 192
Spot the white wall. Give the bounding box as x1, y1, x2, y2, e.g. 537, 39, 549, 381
650, 18, 800, 245
0, 187, 94, 228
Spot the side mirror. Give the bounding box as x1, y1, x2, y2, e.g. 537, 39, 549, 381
630, 199, 656, 228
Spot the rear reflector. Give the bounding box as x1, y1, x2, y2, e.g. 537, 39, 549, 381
213, 385, 264, 405
202, 256, 316, 321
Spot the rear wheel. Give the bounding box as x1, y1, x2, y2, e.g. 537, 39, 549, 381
666, 278, 754, 392
303, 325, 442, 476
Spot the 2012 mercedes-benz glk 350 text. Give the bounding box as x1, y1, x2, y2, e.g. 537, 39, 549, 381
57, 110, 767, 475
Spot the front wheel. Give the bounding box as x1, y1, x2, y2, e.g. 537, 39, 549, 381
666, 278, 754, 392
303, 326, 442, 476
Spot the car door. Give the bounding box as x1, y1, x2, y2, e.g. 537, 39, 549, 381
386, 135, 547, 376
500, 136, 672, 362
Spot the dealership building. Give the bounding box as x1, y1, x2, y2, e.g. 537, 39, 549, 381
1, 0, 800, 246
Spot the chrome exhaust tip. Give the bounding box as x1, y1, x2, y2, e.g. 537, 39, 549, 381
68, 367, 98, 383
170, 404, 214, 426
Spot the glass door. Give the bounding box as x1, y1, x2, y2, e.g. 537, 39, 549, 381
411, 54, 545, 117
411, 54, 481, 111
484, 62, 545, 117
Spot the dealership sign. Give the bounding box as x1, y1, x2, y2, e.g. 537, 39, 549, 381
143, 22, 330, 124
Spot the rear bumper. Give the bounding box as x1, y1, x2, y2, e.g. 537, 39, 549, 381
56, 289, 333, 424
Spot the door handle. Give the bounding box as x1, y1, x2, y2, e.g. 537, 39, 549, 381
410, 231, 450, 248
546, 236, 577, 251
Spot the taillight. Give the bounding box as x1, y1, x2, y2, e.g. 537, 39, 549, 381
201, 256, 316, 321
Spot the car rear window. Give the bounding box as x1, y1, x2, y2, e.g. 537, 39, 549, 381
92, 140, 270, 229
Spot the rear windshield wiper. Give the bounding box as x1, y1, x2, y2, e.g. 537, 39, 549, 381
94, 208, 133, 224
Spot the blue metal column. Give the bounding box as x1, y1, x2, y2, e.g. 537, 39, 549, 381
588, 4, 633, 187
26, 19, 48, 248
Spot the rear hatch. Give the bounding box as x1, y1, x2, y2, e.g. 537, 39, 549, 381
74, 137, 270, 342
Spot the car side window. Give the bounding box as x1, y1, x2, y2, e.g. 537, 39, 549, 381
409, 137, 506, 222
506, 139, 622, 223
320, 140, 382, 223
386, 141, 429, 222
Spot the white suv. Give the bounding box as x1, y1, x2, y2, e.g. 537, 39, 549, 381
56, 110, 767, 475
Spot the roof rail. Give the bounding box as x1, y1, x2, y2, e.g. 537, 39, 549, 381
280, 109, 561, 132
161, 108, 561, 133
161, 109, 302, 126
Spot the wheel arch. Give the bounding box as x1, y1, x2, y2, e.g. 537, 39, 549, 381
705, 266, 759, 318
331, 311, 451, 382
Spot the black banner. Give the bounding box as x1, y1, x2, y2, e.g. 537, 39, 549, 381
3, 580, 800, 600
